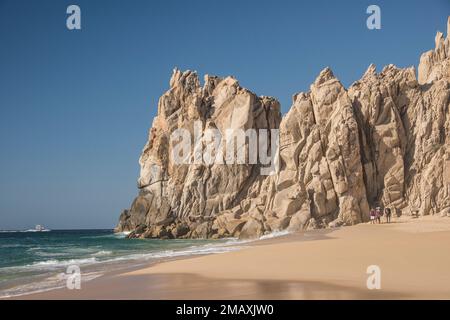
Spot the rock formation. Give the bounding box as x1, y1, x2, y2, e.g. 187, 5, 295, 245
116, 17, 450, 239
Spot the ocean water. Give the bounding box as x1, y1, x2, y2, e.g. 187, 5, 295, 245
0, 229, 241, 298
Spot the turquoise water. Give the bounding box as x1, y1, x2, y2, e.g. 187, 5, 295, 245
0, 229, 238, 298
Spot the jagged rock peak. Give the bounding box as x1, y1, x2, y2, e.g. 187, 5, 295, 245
168, 69, 201, 97
313, 67, 335, 85
418, 16, 450, 84
447, 16, 450, 38
363, 63, 377, 78
381, 63, 399, 73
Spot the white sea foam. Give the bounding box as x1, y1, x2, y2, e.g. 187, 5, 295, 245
1, 241, 240, 275
31, 257, 98, 268
113, 231, 130, 239
101, 243, 241, 264
33, 251, 72, 257
217, 229, 291, 244
92, 250, 112, 257
259, 229, 291, 240
0, 229, 50, 233
1, 257, 100, 273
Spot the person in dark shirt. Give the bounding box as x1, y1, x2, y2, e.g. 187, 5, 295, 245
385, 207, 392, 223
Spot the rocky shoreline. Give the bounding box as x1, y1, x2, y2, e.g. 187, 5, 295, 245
116, 17, 450, 239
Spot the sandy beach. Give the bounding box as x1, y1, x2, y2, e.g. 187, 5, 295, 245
14, 216, 450, 300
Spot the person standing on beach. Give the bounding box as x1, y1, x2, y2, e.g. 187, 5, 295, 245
376, 207, 382, 224
370, 208, 376, 224
385, 207, 392, 223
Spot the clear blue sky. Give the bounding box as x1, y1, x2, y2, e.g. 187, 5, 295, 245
0, 0, 448, 229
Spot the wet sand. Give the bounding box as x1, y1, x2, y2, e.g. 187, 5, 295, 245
14, 216, 450, 299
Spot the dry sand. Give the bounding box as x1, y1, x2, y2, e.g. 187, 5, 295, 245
16, 216, 450, 299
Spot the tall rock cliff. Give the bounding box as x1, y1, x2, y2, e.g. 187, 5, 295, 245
117, 17, 450, 239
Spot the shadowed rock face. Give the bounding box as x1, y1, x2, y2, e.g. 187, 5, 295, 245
116, 17, 450, 239
116, 70, 282, 239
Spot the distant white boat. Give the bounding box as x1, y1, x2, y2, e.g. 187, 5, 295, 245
24, 225, 51, 232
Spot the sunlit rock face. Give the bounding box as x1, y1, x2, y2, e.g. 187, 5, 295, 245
116, 17, 450, 239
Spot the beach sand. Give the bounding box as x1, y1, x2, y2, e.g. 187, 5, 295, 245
15, 216, 450, 299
